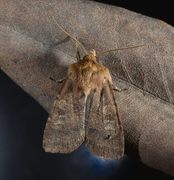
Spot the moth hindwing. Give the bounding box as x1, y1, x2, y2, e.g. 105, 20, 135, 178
43, 50, 124, 159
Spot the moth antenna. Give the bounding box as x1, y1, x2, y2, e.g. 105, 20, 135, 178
52, 16, 88, 54
98, 44, 144, 57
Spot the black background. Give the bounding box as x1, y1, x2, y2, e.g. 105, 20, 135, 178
0, 1, 173, 180
95, 0, 174, 26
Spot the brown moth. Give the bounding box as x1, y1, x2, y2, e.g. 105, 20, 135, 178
43, 49, 124, 159
43, 22, 143, 159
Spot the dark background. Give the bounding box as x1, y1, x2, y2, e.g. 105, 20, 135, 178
0, 1, 173, 180
95, 0, 174, 26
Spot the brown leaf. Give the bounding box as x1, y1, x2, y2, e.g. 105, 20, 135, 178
0, 0, 174, 176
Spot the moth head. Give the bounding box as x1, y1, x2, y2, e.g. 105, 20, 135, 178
89, 49, 96, 57
83, 49, 97, 62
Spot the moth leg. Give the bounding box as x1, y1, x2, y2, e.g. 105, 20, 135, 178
75, 38, 81, 61
112, 85, 122, 92
76, 50, 81, 61
57, 78, 65, 83
49, 74, 65, 84
112, 85, 128, 92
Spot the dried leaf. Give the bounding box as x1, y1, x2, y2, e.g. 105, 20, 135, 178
0, 0, 174, 176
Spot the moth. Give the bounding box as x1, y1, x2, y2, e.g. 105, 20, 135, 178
43, 22, 143, 159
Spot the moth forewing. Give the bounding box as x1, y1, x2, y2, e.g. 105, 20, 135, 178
85, 73, 124, 159
43, 78, 86, 153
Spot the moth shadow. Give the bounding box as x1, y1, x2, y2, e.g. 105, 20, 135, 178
37, 36, 86, 84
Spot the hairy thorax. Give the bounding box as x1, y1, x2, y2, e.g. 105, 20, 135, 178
68, 58, 112, 96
